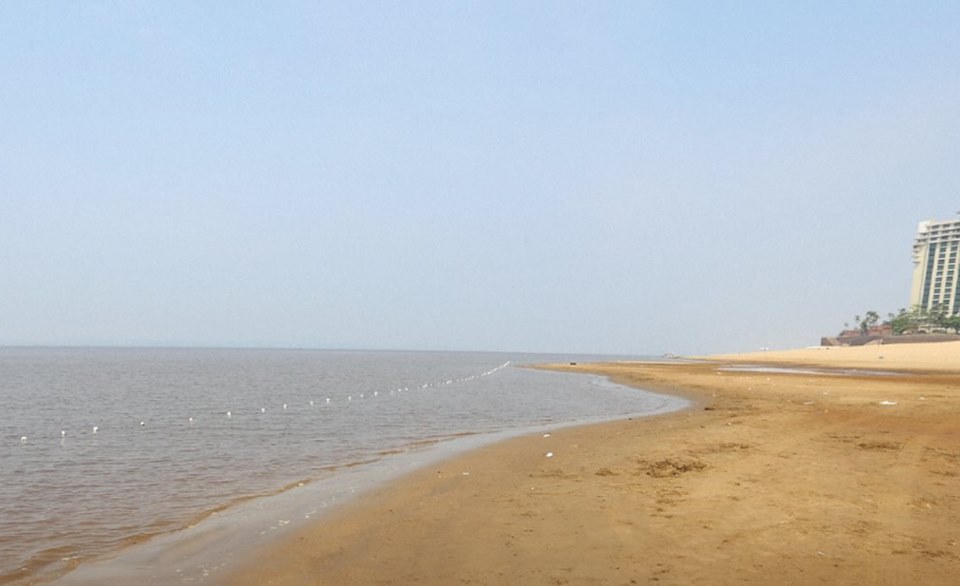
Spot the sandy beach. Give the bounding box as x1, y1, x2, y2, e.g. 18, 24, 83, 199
224, 342, 960, 585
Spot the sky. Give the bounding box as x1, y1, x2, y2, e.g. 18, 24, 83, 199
2, 1, 959, 355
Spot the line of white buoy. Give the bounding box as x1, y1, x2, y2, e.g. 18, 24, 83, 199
14, 361, 512, 445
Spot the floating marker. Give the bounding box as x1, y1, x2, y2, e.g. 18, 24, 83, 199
8, 362, 510, 451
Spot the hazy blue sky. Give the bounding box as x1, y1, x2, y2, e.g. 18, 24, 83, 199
2, 2, 959, 355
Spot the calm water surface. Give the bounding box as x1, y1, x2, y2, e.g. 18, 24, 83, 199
1, 348, 682, 584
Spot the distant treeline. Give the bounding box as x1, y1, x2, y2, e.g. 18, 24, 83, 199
846, 306, 960, 335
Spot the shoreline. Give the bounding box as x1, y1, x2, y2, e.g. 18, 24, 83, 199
221, 342, 960, 585
46, 371, 684, 586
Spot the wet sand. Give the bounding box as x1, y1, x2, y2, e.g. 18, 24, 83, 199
224, 342, 960, 585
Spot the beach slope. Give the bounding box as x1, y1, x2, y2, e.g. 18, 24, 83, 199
224, 342, 960, 585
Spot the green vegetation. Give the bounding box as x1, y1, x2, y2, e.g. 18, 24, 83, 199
851, 305, 960, 336
856, 311, 880, 334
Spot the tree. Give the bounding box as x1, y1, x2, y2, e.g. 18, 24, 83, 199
930, 304, 949, 328
857, 311, 880, 334
888, 308, 913, 334
943, 315, 960, 334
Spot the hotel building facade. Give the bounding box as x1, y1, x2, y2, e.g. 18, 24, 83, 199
910, 218, 960, 315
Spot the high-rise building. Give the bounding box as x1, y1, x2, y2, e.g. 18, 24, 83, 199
910, 218, 960, 314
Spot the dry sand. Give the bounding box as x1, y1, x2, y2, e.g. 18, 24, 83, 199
707, 340, 960, 372
224, 342, 960, 585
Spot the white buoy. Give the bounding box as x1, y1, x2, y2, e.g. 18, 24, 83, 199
93, 426, 99, 434
227, 411, 232, 418
140, 421, 145, 427
261, 408, 266, 413
20, 436, 27, 444
283, 403, 288, 410
348, 396, 352, 401
188, 417, 194, 423
310, 400, 314, 406
61, 430, 66, 438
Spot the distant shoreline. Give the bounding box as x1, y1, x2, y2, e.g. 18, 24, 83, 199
704, 340, 960, 372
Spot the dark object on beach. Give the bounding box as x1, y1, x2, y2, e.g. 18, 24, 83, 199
569, 362, 577, 365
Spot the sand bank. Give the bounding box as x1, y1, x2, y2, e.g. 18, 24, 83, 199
706, 340, 960, 372
223, 343, 960, 585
